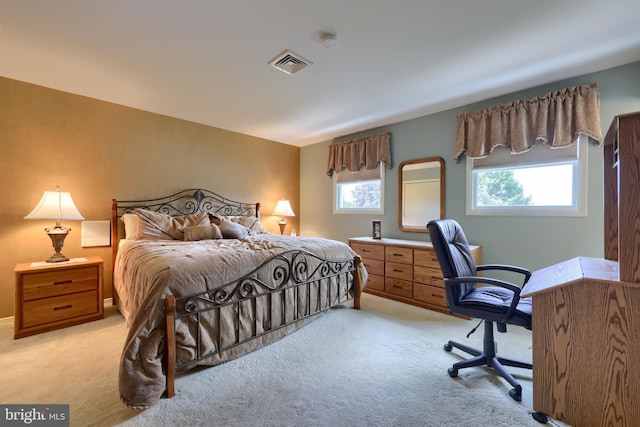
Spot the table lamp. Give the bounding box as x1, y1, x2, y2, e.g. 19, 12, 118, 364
272, 199, 295, 235
24, 186, 85, 262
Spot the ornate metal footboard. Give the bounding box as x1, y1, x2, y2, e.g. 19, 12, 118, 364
164, 249, 362, 397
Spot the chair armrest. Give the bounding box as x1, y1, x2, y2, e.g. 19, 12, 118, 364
446, 276, 522, 295
476, 264, 531, 286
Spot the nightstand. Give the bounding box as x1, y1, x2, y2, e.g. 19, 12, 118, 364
14, 256, 104, 339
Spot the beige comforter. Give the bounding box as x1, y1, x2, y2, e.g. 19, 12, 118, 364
114, 234, 365, 408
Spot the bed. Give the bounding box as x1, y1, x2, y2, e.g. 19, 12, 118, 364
111, 189, 365, 408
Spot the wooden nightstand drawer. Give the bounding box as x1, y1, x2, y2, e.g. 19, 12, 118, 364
23, 290, 99, 328
22, 266, 98, 301
385, 277, 413, 298
385, 246, 413, 264
351, 242, 385, 260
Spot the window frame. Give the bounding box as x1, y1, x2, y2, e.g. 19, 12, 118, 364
333, 163, 385, 215
466, 135, 588, 217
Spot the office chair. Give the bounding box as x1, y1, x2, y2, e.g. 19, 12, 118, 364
427, 219, 533, 401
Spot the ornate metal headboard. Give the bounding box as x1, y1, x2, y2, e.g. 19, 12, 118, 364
110, 189, 261, 296
113, 188, 260, 219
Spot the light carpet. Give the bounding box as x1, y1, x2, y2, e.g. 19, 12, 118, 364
0, 293, 557, 426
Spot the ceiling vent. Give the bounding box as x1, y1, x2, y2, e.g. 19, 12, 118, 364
269, 50, 312, 75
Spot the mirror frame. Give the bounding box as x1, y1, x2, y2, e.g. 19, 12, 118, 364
398, 157, 445, 233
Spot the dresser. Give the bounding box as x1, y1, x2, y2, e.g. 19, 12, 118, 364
14, 256, 104, 339
349, 237, 482, 315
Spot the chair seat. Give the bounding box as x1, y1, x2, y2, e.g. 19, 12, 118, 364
458, 286, 532, 329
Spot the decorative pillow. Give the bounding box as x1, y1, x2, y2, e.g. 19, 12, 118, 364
135, 209, 209, 240
121, 213, 138, 239
212, 215, 266, 235
219, 219, 249, 239
184, 223, 223, 241
210, 215, 250, 239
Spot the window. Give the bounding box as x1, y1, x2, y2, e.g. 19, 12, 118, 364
333, 163, 385, 214
466, 135, 588, 216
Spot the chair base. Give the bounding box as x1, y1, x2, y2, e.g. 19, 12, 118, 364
443, 321, 532, 401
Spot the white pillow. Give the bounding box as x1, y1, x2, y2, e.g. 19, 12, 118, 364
121, 214, 138, 239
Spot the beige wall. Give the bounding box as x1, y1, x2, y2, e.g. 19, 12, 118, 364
0, 77, 300, 319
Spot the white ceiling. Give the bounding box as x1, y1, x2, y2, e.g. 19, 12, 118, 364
2, 1, 640, 147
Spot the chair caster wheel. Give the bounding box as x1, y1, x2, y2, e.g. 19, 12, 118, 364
447, 368, 458, 378
444, 343, 452, 352
509, 387, 522, 401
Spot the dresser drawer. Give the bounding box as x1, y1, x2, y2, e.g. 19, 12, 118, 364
414, 249, 439, 267
414, 283, 447, 308
22, 290, 99, 328
414, 265, 444, 286
365, 273, 385, 292
362, 258, 384, 276
351, 242, 385, 261
386, 261, 413, 281
385, 246, 413, 264
385, 278, 413, 298
22, 266, 98, 301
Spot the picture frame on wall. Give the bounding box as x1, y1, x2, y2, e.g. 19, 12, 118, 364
372, 220, 382, 239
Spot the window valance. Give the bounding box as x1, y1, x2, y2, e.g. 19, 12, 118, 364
454, 83, 602, 162
327, 132, 391, 176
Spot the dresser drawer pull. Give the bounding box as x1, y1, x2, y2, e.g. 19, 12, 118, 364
393, 285, 404, 289
393, 253, 404, 257
393, 269, 404, 272
53, 304, 73, 311
54, 280, 74, 286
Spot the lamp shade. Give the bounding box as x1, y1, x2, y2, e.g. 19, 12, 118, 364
24, 187, 84, 221
272, 199, 295, 217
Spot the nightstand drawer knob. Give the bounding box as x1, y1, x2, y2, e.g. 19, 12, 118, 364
53, 304, 73, 311
54, 280, 74, 286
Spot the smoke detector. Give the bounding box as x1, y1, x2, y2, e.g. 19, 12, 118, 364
320, 32, 337, 48
268, 50, 312, 75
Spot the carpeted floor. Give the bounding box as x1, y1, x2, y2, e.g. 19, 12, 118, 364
0, 293, 561, 426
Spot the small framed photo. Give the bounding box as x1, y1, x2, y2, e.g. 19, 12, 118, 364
372, 220, 382, 239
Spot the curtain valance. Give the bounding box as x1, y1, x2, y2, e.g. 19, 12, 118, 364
327, 132, 391, 176
454, 83, 602, 162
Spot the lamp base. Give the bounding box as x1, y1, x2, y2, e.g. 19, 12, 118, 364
278, 220, 287, 235
46, 252, 70, 263
45, 225, 71, 263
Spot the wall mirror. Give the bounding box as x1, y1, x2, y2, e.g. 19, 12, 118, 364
398, 157, 445, 233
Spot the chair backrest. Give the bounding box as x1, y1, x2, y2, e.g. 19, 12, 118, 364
427, 219, 479, 306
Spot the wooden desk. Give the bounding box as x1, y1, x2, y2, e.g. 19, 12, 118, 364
522, 257, 640, 427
